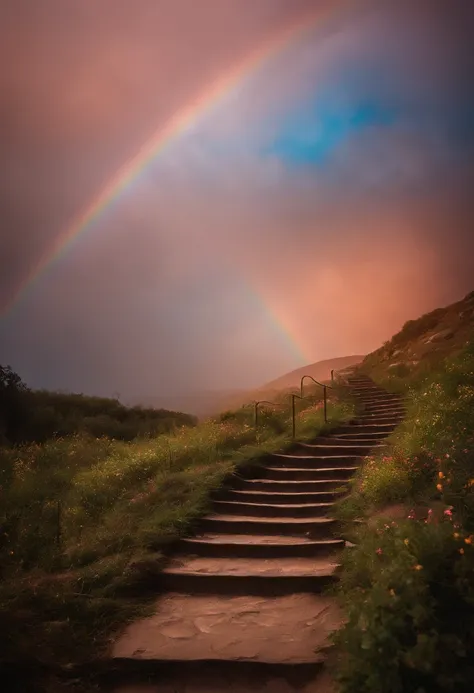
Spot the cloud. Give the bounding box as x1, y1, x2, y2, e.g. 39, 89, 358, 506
1, 0, 473, 400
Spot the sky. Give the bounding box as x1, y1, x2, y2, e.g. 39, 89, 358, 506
1, 0, 474, 401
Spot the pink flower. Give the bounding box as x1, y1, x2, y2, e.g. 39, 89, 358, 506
444, 509, 453, 517
376, 548, 383, 555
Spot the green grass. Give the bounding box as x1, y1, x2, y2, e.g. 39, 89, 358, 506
333, 340, 474, 692
1, 387, 354, 678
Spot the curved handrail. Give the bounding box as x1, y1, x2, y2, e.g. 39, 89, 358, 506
300, 375, 336, 424
253, 371, 350, 435
253, 399, 285, 427
300, 374, 334, 399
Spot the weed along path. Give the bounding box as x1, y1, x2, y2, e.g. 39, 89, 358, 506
108, 375, 406, 692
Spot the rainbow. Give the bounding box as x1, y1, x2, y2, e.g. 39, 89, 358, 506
3, 1, 365, 319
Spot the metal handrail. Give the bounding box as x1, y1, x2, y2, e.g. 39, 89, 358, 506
300, 374, 334, 398
299, 375, 334, 423
254, 399, 285, 428
253, 369, 353, 436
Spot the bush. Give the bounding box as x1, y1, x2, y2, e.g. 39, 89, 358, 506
335, 340, 474, 691
335, 518, 474, 693
0, 364, 197, 444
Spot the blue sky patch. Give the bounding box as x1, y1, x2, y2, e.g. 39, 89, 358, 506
264, 90, 397, 167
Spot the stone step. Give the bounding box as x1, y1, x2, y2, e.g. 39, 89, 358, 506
357, 416, 403, 425
360, 405, 405, 412
222, 489, 345, 504
363, 401, 406, 410
289, 443, 378, 457
112, 592, 342, 669
362, 407, 405, 416
353, 417, 402, 427
356, 394, 403, 404
178, 533, 344, 558
198, 514, 338, 537
351, 387, 385, 395
361, 414, 404, 423
211, 500, 335, 518
331, 431, 389, 441
257, 466, 356, 482
308, 436, 386, 448
296, 441, 384, 455
334, 423, 397, 435
357, 400, 404, 410
159, 556, 340, 595
235, 478, 348, 493
270, 452, 362, 467
355, 389, 402, 397
329, 438, 386, 447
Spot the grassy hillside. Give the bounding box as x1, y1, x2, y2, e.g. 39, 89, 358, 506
359, 289, 474, 390
0, 365, 196, 445
332, 290, 474, 692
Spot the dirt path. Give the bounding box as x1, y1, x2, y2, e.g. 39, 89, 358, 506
108, 375, 405, 691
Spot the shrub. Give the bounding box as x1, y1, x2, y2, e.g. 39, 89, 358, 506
335, 340, 474, 691
335, 518, 474, 693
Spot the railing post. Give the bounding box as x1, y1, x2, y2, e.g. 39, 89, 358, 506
254, 401, 259, 428
330, 369, 334, 381
291, 394, 296, 439
323, 386, 327, 423
300, 376, 304, 399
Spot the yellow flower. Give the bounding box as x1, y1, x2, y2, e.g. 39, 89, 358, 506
454, 532, 460, 539
414, 564, 423, 571
436, 483, 443, 492
438, 471, 445, 479
404, 539, 409, 546
389, 589, 396, 597
465, 536, 473, 545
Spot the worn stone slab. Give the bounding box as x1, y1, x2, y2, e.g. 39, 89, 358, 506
112, 592, 342, 665
163, 555, 339, 577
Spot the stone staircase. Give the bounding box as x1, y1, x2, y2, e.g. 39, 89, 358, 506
110, 374, 405, 692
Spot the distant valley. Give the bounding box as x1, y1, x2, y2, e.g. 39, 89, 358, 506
130, 354, 365, 418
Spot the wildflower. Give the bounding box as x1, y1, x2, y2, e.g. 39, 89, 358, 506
404, 539, 410, 546
389, 589, 396, 597
436, 484, 443, 492
444, 509, 453, 517
460, 548, 465, 555
414, 564, 423, 571
438, 471, 445, 479
446, 453, 450, 459
376, 548, 383, 555
454, 532, 460, 539
465, 536, 473, 545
